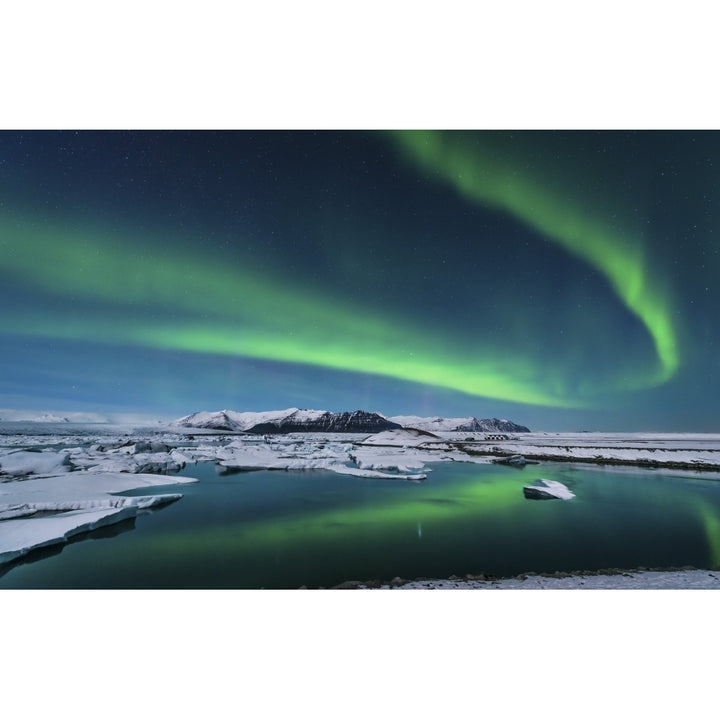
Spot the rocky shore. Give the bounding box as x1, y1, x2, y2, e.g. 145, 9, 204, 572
327, 566, 720, 590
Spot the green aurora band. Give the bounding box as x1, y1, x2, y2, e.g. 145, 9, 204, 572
0, 144, 680, 412
389, 131, 680, 387
0, 213, 578, 407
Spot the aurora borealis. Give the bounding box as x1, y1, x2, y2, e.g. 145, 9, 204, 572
1, 130, 718, 430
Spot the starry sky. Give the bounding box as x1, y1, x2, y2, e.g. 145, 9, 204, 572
0, 130, 718, 430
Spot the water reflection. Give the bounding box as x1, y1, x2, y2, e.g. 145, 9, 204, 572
2, 461, 720, 588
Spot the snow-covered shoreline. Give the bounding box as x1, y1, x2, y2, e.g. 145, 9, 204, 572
463, 431, 720, 471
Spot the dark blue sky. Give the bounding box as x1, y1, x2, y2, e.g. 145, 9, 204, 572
0, 130, 718, 430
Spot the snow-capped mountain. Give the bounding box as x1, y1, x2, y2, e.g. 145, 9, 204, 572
0, 409, 167, 424
175, 408, 529, 434
388, 415, 530, 433
175, 408, 401, 434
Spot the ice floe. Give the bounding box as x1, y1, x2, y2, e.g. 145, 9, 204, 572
0, 470, 197, 565
0, 450, 73, 477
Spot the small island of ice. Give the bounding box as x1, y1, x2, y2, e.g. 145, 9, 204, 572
523, 478, 575, 500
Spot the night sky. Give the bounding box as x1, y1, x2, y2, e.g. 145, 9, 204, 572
1, 130, 718, 430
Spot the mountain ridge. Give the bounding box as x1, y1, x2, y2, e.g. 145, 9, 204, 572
389, 415, 530, 433
175, 409, 530, 434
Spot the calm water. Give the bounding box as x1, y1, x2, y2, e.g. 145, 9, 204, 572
2, 461, 720, 588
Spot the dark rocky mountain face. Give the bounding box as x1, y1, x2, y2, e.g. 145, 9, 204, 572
249, 410, 401, 434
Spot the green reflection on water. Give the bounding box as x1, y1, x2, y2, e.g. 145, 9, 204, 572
697, 502, 720, 567
3, 461, 720, 589
142, 466, 525, 559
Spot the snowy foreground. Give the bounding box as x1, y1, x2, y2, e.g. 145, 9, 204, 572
2, 421, 720, 582
354, 568, 720, 590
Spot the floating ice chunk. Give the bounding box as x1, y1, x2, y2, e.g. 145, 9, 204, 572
325, 464, 426, 481
215, 440, 426, 479
79, 450, 185, 474
132, 452, 185, 474
85, 457, 139, 473
0, 505, 139, 564
0, 450, 73, 477
0, 493, 182, 515
170, 449, 193, 465
360, 429, 441, 447
352, 446, 429, 473
523, 478, 575, 500
132, 493, 183, 509
0, 470, 195, 565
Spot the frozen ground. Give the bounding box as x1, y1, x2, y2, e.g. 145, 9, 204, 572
468, 431, 720, 470
368, 568, 720, 589
2, 421, 720, 582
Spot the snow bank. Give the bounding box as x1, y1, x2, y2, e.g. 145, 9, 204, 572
491, 432, 720, 469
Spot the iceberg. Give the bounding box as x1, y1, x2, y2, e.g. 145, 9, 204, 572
523, 478, 575, 500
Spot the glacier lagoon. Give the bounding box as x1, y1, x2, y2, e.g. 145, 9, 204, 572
2, 460, 720, 588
